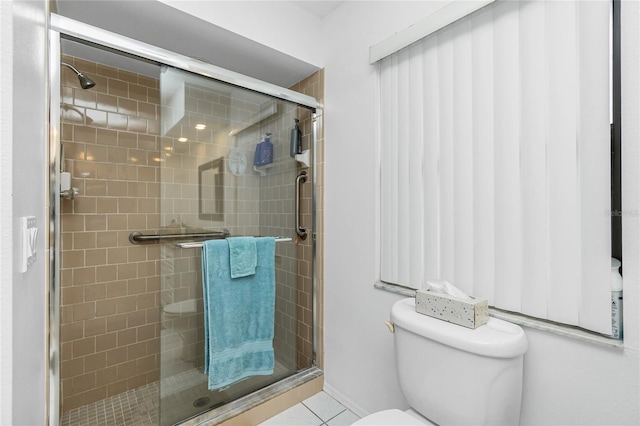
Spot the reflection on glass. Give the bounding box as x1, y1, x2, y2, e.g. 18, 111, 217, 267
199, 158, 224, 221
159, 66, 313, 425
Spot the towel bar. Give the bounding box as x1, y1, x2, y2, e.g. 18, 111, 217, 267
129, 229, 230, 244
175, 237, 292, 249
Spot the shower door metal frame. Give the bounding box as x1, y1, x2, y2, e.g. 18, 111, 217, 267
50, 14, 319, 110
48, 27, 63, 426
48, 14, 320, 426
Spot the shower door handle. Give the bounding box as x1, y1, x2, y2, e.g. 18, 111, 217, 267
295, 171, 308, 240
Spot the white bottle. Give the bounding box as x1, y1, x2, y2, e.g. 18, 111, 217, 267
611, 258, 623, 339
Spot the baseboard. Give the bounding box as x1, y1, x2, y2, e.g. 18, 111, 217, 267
322, 382, 370, 418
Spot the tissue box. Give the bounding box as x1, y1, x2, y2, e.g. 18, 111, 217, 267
415, 289, 488, 329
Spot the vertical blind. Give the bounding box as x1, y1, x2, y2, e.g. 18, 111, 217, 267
379, 0, 612, 334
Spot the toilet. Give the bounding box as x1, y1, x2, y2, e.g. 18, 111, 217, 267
161, 298, 198, 327
353, 298, 528, 425
162, 299, 198, 361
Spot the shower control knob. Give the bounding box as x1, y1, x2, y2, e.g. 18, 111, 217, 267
60, 187, 79, 200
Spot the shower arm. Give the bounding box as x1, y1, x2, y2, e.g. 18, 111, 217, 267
60, 61, 81, 75
61, 61, 96, 89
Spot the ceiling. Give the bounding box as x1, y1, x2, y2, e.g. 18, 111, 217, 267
53, 0, 327, 88
291, 1, 344, 19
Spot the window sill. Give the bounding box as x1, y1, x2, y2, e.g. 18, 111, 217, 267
374, 281, 624, 349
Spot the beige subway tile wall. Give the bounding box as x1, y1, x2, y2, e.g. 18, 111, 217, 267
60, 55, 162, 412
290, 69, 324, 369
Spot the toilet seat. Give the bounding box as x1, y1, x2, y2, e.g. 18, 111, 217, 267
163, 299, 197, 315
352, 409, 433, 425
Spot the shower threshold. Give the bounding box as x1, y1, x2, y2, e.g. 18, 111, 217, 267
178, 367, 323, 426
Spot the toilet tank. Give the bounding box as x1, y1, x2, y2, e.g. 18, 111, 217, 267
391, 298, 528, 426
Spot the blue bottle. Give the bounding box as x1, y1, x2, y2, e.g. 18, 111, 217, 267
254, 132, 274, 166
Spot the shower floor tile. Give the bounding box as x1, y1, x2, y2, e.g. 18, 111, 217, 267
60, 360, 295, 426
60, 381, 159, 426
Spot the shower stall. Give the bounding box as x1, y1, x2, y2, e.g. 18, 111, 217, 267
49, 15, 320, 426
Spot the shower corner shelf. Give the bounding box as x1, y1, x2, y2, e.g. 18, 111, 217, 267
295, 150, 310, 168
253, 150, 311, 176
253, 163, 275, 176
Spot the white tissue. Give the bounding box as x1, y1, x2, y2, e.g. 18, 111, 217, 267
425, 279, 473, 301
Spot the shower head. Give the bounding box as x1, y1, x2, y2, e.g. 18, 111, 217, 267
77, 73, 96, 90
61, 61, 96, 89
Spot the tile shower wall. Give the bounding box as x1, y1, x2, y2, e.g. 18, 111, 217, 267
290, 69, 324, 370
59, 55, 162, 412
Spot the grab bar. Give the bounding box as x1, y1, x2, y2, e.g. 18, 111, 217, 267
176, 237, 292, 249
295, 171, 308, 240
129, 229, 230, 244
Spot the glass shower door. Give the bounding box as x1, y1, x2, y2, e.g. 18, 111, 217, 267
157, 66, 312, 425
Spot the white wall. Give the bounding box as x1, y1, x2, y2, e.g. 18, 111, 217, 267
54, 0, 319, 89
0, 0, 49, 425
0, 1, 14, 423
156, 0, 324, 68
321, 1, 640, 425
320, 1, 449, 414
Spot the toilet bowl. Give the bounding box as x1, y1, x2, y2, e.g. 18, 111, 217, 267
162, 299, 197, 328
353, 298, 528, 425
162, 299, 198, 361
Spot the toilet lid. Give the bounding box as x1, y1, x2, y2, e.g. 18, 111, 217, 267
163, 299, 197, 315
352, 409, 433, 425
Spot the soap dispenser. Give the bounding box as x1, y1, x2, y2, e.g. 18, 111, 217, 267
290, 119, 302, 157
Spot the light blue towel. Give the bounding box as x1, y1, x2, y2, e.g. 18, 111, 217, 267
228, 236, 257, 278
201, 237, 276, 390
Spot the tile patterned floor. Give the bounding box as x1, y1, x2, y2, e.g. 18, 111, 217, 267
259, 392, 360, 426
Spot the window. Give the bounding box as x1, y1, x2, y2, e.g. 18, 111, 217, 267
378, 0, 614, 335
